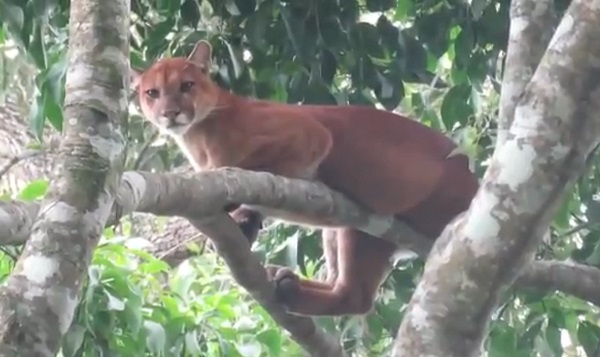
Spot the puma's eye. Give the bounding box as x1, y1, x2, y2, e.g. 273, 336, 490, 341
180, 81, 195, 92
145, 88, 159, 99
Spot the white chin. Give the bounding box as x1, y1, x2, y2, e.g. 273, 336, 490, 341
164, 125, 189, 136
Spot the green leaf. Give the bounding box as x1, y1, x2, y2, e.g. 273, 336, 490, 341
488, 323, 517, 356
319, 49, 337, 86
319, 16, 346, 50
18, 179, 49, 201
476, 3, 510, 48
42, 85, 64, 131
256, 329, 282, 355
224, 39, 245, 79
454, 26, 474, 68
544, 322, 562, 356
339, 0, 360, 30
577, 321, 600, 357
402, 35, 427, 74
440, 84, 474, 129
279, 6, 312, 63
374, 70, 403, 110
395, 0, 414, 19
28, 94, 45, 140
348, 90, 374, 107
171, 263, 198, 298
366, 0, 395, 12
32, 0, 57, 18
376, 15, 400, 53
28, 23, 47, 68
471, 0, 492, 20
553, 193, 572, 230
184, 330, 203, 355
466, 51, 490, 88
415, 12, 451, 58
144, 320, 167, 354
105, 291, 126, 311
236, 341, 262, 357
123, 292, 143, 335
0, 3, 24, 32
145, 19, 175, 52
180, 0, 201, 27
224, 0, 241, 16
287, 71, 308, 103
234, 0, 256, 16
245, 1, 272, 50
349, 22, 383, 59
350, 56, 379, 89
62, 324, 86, 357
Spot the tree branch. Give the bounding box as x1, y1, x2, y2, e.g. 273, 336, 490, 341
495, 0, 555, 151
0, 0, 130, 354
514, 259, 600, 306
0, 150, 44, 179
393, 0, 600, 355
190, 214, 345, 357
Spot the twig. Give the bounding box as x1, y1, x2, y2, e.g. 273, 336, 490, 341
0, 150, 44, 179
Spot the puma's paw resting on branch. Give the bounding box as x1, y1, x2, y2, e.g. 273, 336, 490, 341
229, 207, 264, 245
264, 264, 380, 316
265, 265, 301, 307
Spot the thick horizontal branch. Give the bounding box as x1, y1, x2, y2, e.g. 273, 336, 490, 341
1, 168, 600, 309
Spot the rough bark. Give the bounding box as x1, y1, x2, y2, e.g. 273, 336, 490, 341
393, 1, 600, 356
3, 169, 600, 313
0, 0, 129, 355
495, 0, 556, 151
515, 259, 600, 306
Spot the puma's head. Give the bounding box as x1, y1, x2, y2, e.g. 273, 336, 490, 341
130, 40, 219, 136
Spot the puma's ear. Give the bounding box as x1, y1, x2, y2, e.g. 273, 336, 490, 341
188, 40, 212, 73
130, 66, 144, 92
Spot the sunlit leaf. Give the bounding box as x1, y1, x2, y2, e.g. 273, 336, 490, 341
18, 179, 49, 201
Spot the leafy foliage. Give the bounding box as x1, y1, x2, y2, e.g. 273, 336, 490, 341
4, 0, 600, 355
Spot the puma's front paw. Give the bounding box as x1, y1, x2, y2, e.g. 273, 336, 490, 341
265, 265, 300, 307
230, 208, 264, 244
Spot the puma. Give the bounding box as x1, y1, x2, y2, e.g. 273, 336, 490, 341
131, 40, 479, 317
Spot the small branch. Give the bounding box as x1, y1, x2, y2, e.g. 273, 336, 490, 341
0, 150, 44, 178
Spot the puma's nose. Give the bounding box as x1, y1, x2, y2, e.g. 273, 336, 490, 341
162, 109, 181, 121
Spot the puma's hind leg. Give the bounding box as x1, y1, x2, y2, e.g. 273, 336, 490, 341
265, 228, 339, 296
268, 228, 396, 316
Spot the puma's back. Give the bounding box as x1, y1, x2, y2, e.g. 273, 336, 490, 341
262, 103, 478, 236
